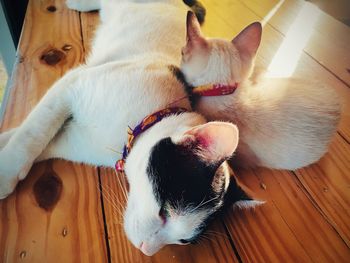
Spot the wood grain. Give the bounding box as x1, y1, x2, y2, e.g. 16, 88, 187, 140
224, 168, 350, 263
1, 0, 349, 262
80, 11, 100, 55
0, 1, 107, 262
0, 161, 107, 263
295, 134, 350, 246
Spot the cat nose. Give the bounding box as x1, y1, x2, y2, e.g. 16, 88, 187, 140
140, 241, 160, 256
140, 242, 152, 256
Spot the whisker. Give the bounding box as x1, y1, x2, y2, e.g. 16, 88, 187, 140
103, 184, 125, 207
114, 170, 128, 202
206, 230, 228, 238
100, 185, 124, 217
105, 146, 123, 155
188, 196, 206, 214
189, 196, 219, 214
97, 185, 123, 224
104, 195, 124, 221
102, 191, 123, 216
201, 233, 216, 243
101, 185, 125, 211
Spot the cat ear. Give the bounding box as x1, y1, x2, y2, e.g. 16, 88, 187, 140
232, 22, 262, 58
225, 173, 265, 209
186, 11, 206, 47
179, 122, 239, 164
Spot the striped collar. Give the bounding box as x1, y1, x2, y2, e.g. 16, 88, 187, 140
115, 107, 188, 172
192, 83, 239, 96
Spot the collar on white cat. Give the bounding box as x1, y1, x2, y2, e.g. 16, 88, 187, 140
193, 83, 239, 96
115, 107, 188, 172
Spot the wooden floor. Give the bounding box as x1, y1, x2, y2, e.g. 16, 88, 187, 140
1, 0, 350, 262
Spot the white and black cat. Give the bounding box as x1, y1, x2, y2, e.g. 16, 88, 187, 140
0, 0, 260, 256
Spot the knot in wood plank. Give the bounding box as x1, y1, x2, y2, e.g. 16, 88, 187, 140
40, 49, 65, 66
47, 6, 57, 12
19, 251, 26, 259
33, 165, 62, 211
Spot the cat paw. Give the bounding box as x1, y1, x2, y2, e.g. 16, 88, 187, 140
0, 174, 19, 199
66, 0, 100, 12
0, 150, 32, 199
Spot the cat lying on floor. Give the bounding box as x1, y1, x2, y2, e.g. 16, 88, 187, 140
181, 12, 341, 170
0, 0, 260, 257
0, 0, 340, 256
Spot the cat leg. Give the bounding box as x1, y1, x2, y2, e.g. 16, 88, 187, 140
35, 121, 116, 168
0, 68, 82, 199
0, 128, 16, 149
66, 0, 101, 12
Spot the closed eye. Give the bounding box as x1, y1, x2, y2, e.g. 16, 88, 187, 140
179, 239, 190, 244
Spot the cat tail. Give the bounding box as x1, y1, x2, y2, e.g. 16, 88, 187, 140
183, 0, 206, 25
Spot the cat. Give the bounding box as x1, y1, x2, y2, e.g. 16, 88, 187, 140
181, 12, 341, 170
0, 0, 260, 257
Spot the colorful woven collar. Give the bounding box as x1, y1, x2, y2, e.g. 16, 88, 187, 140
192, 83, 239, 97
115, 107, 188, 172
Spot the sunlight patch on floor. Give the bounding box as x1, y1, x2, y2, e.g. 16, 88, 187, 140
261, 0, 285, 26
266, 2, 321, 78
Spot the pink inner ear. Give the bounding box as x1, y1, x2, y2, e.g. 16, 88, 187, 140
186, 11, 203, 45
232, 22, 262, 57
185, 122, 239, 163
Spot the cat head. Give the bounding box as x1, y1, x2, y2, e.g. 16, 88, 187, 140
123, 113, 259, 256
181, 11, 262, 87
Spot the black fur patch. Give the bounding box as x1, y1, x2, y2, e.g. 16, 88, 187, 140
147, 137, 251, 242
147, 137, 220, 208
183, 0, 206, 25
168, 65, 199, 109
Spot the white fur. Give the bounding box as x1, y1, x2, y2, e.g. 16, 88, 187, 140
181, 19, 341, 170
0, 0, 245, 256
124, 113, 207, 253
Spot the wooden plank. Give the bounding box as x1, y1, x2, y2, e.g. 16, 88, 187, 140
0, 161, 107, 262
100, 168, 239, 263
308, 0, 350, 26
0, 0, 107, 262
80, 11, 100, 56
224, 168, 350, 263
1, 0, 348, 262
239, 0, 350, 86
0, 0, 84, 130
295, 134, 350, 246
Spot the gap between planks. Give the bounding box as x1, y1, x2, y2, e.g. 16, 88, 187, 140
97, 167, 112, 263
291, 170, 350, 248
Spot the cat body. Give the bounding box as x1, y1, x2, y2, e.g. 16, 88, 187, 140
195, 77, 341, 169
181, 13, 341, 170
0, 0, 256, 256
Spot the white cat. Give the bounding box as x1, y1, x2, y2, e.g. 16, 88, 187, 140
0, 0, 258, 256
181, 12, 341, 170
